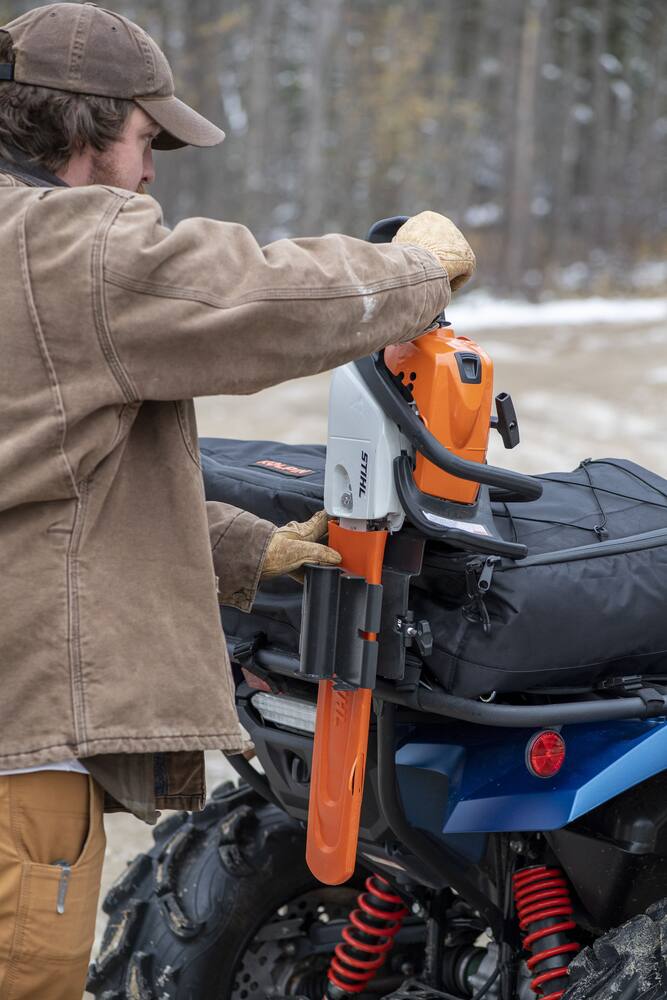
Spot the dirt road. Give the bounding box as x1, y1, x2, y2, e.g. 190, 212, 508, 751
88, 313, 667, 992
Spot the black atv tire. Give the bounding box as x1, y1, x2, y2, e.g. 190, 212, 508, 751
87, 781, 361, 1000
563, 898, 667, 1000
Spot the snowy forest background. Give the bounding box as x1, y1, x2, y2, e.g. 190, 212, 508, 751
2, 0, 665, 297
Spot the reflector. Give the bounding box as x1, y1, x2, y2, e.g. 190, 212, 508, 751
526, 730, 566, 778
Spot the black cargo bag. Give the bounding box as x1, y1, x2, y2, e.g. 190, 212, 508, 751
201, 438, 667, 697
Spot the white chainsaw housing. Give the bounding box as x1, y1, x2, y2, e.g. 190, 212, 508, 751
324, 363, 410, 531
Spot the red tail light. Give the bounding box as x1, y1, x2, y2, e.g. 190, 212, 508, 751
526, 730, 566, 778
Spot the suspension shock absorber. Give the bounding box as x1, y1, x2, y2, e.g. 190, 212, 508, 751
325, 874, 409, 998
512, 866, 581, 1000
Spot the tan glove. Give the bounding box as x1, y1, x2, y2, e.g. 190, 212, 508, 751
394, 211, 476, 291
261, 509, 341, 582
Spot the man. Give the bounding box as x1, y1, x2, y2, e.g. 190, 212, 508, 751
0, 3, 475, 996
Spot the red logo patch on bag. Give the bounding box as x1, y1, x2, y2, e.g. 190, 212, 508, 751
252, 459, 315, 478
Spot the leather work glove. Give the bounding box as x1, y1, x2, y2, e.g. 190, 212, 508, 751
394, 211, 476, 291
261, 509, 341, 583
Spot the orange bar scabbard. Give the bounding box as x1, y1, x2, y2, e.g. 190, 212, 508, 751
305, 524, 387, 885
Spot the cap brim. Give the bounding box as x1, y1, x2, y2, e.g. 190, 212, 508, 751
135, 95, 225, 150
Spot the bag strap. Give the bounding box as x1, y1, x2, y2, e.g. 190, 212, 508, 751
579, 459, 609, 540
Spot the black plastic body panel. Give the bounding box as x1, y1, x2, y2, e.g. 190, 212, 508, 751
236, 685, 391, 845
548, 770, 667, 931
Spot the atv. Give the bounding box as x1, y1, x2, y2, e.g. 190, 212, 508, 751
88, 219, 667, 1000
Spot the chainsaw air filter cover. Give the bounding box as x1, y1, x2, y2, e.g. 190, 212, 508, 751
385, 328, 494, 505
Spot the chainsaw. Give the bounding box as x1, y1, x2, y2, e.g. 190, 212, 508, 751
303, 215, 543, 885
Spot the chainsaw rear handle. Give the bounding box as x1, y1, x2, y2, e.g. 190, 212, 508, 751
354, 353, 543, 502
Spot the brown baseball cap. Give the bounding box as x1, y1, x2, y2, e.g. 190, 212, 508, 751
0, 2, 225, 150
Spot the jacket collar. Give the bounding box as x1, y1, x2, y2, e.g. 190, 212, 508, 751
0, 147, 69, 188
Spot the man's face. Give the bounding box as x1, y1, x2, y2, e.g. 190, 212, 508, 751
88, 106, 160, 193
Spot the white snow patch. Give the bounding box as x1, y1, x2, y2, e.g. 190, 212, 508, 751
447, 292, 667, 331
520, 391, 658, 439
463, 202, 503, 228
600, 52, 623, 74
611, 79, 633, 104
530, 196, 552, 217
573, 103, 594, 123
541, 63, 562, 81
647, 366, 667, 385
633, 260, 667, 288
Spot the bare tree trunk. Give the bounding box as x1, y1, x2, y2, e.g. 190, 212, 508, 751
551, 14, 582, 271
174, 0, 236, 223
301, 0, 344, 235
642, 9, 667, 256
588, 0, 612, 252
504, 0, 545, 292
243, 0, 279, 228
491, 0, 524, 293
441, 1, 484, 217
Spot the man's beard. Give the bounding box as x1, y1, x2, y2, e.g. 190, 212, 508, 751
88, 150, 145, 194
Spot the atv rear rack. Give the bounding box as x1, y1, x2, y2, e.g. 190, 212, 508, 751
228, 639, 667, 727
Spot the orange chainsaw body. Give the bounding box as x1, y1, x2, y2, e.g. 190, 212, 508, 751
385, 328, 494, 504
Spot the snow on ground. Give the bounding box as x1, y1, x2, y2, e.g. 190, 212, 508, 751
447, 292, 667, 330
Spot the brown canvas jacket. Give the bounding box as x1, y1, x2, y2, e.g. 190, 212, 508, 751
0, 165, 450, 820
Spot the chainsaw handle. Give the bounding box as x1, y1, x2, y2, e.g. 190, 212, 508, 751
367, 216, 409, 243
393, 453, 528, 559
354, 353, 543, 502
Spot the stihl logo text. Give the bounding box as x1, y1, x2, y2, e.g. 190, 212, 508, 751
359, 451, 369, 497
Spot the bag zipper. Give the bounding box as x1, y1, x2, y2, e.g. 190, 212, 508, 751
463, 556, 499, 634
462, 528, 667, 633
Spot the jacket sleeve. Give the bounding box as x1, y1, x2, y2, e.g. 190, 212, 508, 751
100, 193, 450, 402
207, 501, 276, 612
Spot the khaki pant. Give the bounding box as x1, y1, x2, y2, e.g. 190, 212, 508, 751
0, 772, 105, 1000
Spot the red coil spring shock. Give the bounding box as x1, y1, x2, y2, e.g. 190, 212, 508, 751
512, 866, 581, 1000
325, 874, 409, 998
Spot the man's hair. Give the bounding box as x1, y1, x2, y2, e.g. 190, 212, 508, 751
0, 33, 133, 173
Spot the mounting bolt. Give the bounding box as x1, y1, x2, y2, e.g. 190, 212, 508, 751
341, 491, 353, 510
509, 837, 526, 855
